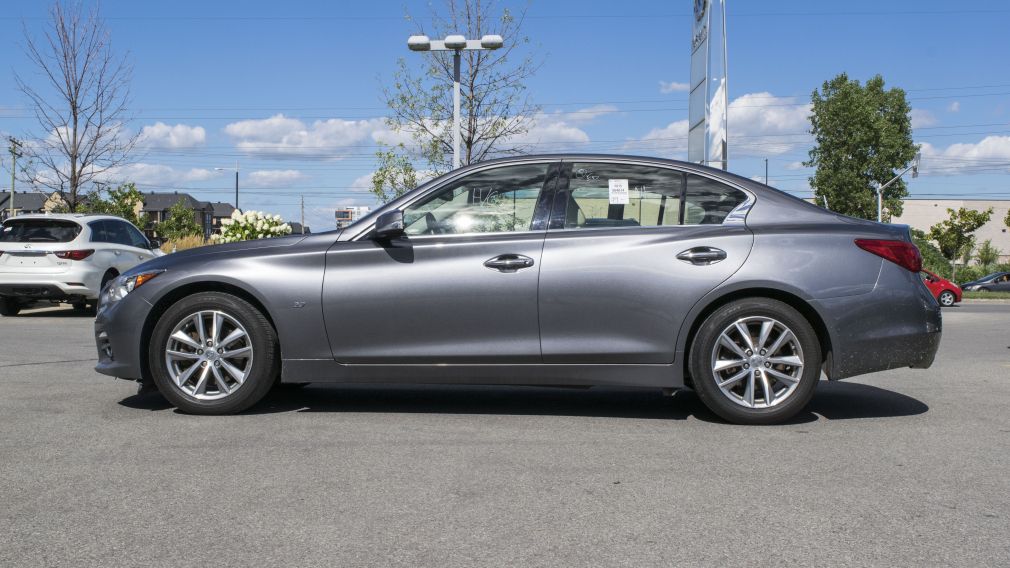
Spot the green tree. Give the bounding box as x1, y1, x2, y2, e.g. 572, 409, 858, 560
975, 239, 1001, 269
79, 182, 149, 228
927, 207, 992, 280
372, 0, 541, 203
805, 74, 918, 220
911, 229, 950, 277
158, 199, 202, 241
371, 145, 419, 203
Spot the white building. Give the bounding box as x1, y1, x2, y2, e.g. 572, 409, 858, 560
335, 206, 371, 229
890, 199, 1010, 264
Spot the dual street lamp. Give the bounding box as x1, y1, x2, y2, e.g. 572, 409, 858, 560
406, 33, 504, 170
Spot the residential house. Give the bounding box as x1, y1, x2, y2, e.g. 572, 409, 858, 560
210, 202, 236, 235
288, 221, 311, 235
0, 191, 67, 219
139, 192, 214, 240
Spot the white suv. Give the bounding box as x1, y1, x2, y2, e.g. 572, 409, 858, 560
0, 214, 162, 316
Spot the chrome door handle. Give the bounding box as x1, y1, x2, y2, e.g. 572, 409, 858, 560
484, 254, 535, 272
676, 246, 727, 265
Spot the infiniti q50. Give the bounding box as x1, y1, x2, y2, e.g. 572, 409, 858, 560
94, 155, 941, 425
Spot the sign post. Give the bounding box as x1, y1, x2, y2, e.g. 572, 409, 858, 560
688, 0, 728, 170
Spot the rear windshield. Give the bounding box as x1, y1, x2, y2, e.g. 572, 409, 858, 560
0, 219, 82, 243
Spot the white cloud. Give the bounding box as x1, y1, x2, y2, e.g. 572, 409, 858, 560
138, 122, 206, 148
919, 136, 1010, 175
784, 161, 808, 171
98, 163, 220, 186
224, 114, 385, 158
622, 92, 811, 158
948, 101, 960, 113
246, 169, 307, 187
659, 81, 690, 94
910, 109, 937, 128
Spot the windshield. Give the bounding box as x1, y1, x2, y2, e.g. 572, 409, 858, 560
0, 219, 82, 243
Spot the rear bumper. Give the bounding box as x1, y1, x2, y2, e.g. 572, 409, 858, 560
815, 263, 942, 380
0, 271, 100, 300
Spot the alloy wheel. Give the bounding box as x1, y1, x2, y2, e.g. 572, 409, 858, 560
164, 310, 253, 401
709, 316, 805, 409
939, 291, 955, 307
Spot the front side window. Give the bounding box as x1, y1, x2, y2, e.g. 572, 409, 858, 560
564, 163, 684, 229
683, 174, 748, 225
123, 222, 150, 248
403, 163, 549, 236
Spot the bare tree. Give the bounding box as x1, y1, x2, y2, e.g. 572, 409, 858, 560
16, 1, 135, 211
373, 0, 541, 201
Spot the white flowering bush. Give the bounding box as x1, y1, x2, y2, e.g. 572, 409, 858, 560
216, 210, 292, 243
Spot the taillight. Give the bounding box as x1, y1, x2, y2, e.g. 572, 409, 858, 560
854, 239, 922, 273
53, 249, 95, 261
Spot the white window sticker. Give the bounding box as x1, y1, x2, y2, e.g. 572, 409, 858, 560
608, 179, 629, 205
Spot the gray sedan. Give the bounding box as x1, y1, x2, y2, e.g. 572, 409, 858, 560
94, 155, 941, 425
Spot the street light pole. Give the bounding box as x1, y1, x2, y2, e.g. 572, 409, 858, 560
407, 33, 504, 170
215, 162, 240, 211
875, 152, 921, 222
8, 137, 22, 219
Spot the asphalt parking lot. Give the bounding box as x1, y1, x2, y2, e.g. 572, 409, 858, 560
1, 303, 1008, 567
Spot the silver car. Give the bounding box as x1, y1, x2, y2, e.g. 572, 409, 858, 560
94, 155, 941, 425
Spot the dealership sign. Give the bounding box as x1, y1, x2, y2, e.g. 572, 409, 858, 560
688, 0, 728, 170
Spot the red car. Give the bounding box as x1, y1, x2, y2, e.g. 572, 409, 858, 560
921, 270, 961, 307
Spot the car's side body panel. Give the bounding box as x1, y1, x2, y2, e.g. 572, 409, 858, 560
321, 232, 546, 364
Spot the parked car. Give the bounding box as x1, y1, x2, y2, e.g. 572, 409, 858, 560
920, 270, 961, 307
961, 271, 1010, 293
0, 214, 161, 316
94, 155, 941, 425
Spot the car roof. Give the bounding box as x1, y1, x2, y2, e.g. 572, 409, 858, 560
3, 213, 127, 224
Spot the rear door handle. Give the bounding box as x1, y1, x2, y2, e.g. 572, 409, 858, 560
676, 246, 727, 265
484, 254, 535, 272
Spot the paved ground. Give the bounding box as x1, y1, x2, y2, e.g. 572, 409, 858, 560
1, 304, 1008, 567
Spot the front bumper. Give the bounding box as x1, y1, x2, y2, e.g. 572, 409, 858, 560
94, 291, 152, 380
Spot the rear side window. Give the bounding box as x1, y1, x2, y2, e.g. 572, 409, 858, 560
564, 163, 684, 229
0, 219, 82, 243
683, 174, 748, 225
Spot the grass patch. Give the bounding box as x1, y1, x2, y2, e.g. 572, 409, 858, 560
963, 291, 1010, 300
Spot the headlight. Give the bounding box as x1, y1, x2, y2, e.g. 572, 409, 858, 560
102, 270, 165, 307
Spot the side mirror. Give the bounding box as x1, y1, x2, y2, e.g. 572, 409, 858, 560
373, 210, 405, 240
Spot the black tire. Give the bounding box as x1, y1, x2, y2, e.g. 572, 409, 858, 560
0, 297, 21, 317
689, 297, 821, 425
148, 292, 279, 415
938, 290, 956, 307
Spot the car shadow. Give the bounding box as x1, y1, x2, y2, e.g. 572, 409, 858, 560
15, 306, 94, 318
118, 380, 929, 424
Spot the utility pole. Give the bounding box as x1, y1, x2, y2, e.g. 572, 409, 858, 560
764, 158, 768, 185
8, 137, 22, 219
300, 195, 305, 234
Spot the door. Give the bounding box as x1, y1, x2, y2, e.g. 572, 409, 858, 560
322, 161, 558, 364
538, 161, 754, 364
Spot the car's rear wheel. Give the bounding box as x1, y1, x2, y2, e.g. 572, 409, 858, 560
938, 290, 956, 307
0, 297, 21, 317
149, 292, 279, 415
689, 298, 821, 425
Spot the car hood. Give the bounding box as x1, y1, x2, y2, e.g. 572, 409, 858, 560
125, 234, 308, 275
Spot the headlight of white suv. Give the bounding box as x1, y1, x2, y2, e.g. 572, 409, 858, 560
102, 270, 165, 307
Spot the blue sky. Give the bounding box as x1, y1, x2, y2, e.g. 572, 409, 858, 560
2, 0, 1009, 230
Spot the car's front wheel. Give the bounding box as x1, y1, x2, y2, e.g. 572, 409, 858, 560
938, 290, 956, 307
149, 292, 279, 415
689, 298, 821, 425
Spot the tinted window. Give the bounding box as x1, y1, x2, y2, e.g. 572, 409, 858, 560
105, 221, 134, 246
122, 222, 149, 248
564, 163, 683, 229
89, 220, 111, 243
683, 174, 748, 224
0, 219, 82, 243
403, 163, 548, 236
